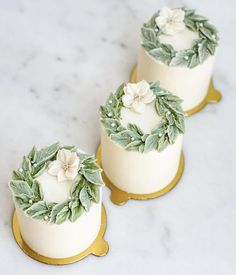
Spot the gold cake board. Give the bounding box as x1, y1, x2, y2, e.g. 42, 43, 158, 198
130, 66, 222, 116
96, 146, 184, 205
12, 204, 109, 265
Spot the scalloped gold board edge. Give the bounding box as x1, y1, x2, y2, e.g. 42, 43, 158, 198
130, 65, 222, 116
96, 145, 184, 205
12, 204, 109, 265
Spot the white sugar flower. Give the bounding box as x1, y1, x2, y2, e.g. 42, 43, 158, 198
48, 149, 80, 182
122, 80, 155, 114
155, 7, 185, 35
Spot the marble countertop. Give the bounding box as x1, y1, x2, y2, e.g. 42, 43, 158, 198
0, 0, 235, 274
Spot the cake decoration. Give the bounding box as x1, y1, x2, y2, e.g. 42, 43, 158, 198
48, 149, 80, 182
155, 7, 185, 35
9, 143, 104, 224
141, 7, 219, 68
122, 80, 155, 113
100, 81, 185, 153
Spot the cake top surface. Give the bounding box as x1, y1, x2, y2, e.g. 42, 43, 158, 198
9, 143, 104, 224
121, 101, 162, 133
141, 7, 219, 68
100, 80, 185, 153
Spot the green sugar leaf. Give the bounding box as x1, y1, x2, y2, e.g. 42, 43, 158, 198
184, 18, 197, 31
83, 169, 104, 186
167, 125, 178, 144
198, 39, 209, 63
190, 14, 208, 22
50, 203, 66, 223
55, 206, 70, 224
26, 201, 48, 219
142, 41, 157, 51
22, 156, 32, 172
111, 131, 131, 147
31, 180, 42, 200
149, 48, 172, 65
79, 187, 91, 211
141, 27, 156, 43
70, 201, 84, 222
174, 115, 185, 133
184, 9, 195, 16
28, 146, 37, 161
10, 180, 33, 198
33, 142, 60, 166
14, 197, 31, 210
115, 83, 125, 99
87, 185, 100, 203
170, 50, 193, 67
12, 170, 25, 181
157, 135, 169, 152
32, 162, 48, 178
144, 134, 159, 152
189, 53, 199, 68
127, 123, 144, 136
125, 140, 143, 151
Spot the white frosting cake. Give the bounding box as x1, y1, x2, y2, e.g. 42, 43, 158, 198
137, 7, 219, 112
100, 80, 185, 194
9, 143, 104, 258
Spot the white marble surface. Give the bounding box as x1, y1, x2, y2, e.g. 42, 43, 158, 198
0, 0, 235, 274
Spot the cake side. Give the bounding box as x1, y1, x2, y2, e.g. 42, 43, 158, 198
15, 196, 101, 258
9, 143, 104, 258
100, 81, 185, 194
137, 47, 215, 110
101, 126, 183, 194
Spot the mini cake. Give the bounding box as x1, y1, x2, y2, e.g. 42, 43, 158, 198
9, 143, 104, 259
137, 7, 219, 112
100, 80, 185, 195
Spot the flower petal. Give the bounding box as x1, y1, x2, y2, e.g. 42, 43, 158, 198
160, 6, 172, 18
172, 9, 185, 22
69, 158, 80, 169
127, 83, 139, 96
57, 170, 67, 182
142, 90, 155, 104
137, 80, 150, 96
132, 101, 146, 113
122, 94, 134, 107
48, 161, 62, 176
68, 151, 79, 165
65, 168, 77, 180
57, 149, 68, 164
155, 7, 185, 35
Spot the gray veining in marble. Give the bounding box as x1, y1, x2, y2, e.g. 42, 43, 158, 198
0, 0, 235, 274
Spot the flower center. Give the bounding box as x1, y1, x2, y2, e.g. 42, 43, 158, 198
134, 94, 143, 101
62, 163, 69, 171
167, 17, 174, 24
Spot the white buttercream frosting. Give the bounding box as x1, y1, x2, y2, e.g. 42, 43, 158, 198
36, 171, 76, 203
159, 27, 199, 51
120, 101, 161, 134
137, 47, 215, 111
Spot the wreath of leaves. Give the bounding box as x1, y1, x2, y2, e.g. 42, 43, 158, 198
100, 82, 185, 153
141, 8, 219, 68
9, 143, 104, 224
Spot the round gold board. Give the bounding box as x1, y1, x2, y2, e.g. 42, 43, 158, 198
12, 204, 109, 265
130, 65, 222, 116
96, 145, 184, 205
